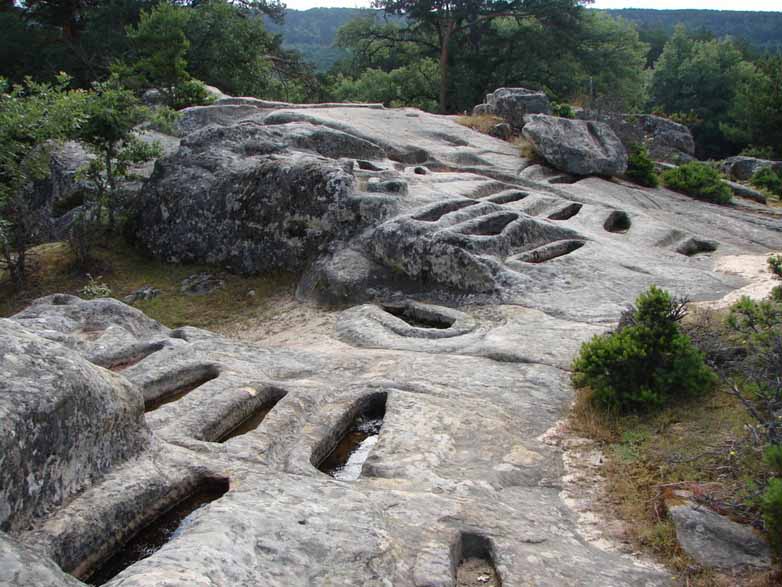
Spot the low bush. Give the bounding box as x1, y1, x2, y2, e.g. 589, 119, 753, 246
80, 274, 112, 299
762, 478, 782, 553
740, 145, 775, 159
751, 167, 782, 196
148, 106, 181, 136
661, 161, 732, 205
769, 254, 782, 279
720, 291, 782, 554
173, 78, 213, 110
626, 144, 659, 187
572, 286, 716, 413
551, 102, 575, 118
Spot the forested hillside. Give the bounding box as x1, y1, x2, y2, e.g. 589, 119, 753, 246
1, 1, 781, 163
605, 9, 782, 52
268, 6, 782, 65
263, 7, 394, 71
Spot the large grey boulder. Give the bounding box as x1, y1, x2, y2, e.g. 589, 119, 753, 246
522, 115, 628, 176
637, 114, 696, 162
473, 87, 551, 129
27, 141, 94, 243
720, 156, 782, 181
26, 131, 179, 245
134, 122, 378, 274
0, 319, 151, 533
577, 112, 695, 164
667, 500, 772, 571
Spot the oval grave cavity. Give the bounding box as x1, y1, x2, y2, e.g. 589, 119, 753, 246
84, 477, 229, 586
317, 393, 387, 481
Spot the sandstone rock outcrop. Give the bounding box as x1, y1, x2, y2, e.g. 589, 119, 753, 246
3, 93, 782, 587
472, 87, 551, 128
522, 114, 628, 177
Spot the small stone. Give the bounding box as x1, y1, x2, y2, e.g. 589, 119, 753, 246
123, 286, 161, 304
488, 123, 512, 140
666, 499, 773, 571
179, 273, 225, 296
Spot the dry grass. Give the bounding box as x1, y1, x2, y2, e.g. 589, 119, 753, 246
455, 114, 505, 134
0, 238, 296, 330
511, 135, 540, 161
455, 114, 542, 162
569, 382, 774, 585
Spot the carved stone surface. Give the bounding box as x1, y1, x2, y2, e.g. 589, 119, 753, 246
3, 94, 782, 587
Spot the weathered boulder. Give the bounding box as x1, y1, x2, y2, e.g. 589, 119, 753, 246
720, 156, 782, 181
26, 131, 179, 244
0, 319, 150, 533
180, 273, 224, 296
134, 124, 371, 274
724, 180, 768, 204
27, 141, 95, 243
577, 112, 695, 164
637, 115, 696, 162
123, 285, 161, 304
522, 115, 628, 176
473, 87, 551, 129
488, 122, 513, 140
667, 500, 772, 571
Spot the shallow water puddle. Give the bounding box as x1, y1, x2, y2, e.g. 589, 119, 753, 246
85, 478, 229, 585
319, 409, 385, 481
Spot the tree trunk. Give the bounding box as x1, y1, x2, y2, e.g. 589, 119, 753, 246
105, 147, 116, 229
439, 40, 449, 114
438, 22, 455, 114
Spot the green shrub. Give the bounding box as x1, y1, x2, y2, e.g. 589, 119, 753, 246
769, 254, 782, 279
80, 274, 112, 299
626, 144, 659, 187
551, 102, 575, 118
661, 161, 732, 205
572, 286, 716, 413
740, 145, 774, 159
762, 478, 782, 553
172, 78, 213, 110
148, 106, 181, 136
751, 167, 782, 196
765, 445, 782, 474
771, 285, 782, 303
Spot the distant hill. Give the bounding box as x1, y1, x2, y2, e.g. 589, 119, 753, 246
604, 9, 782, 52
267, 7, 782, 71
264, 7, 386, 71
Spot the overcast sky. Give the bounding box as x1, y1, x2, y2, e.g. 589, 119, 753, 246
282, 0, 781, 11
